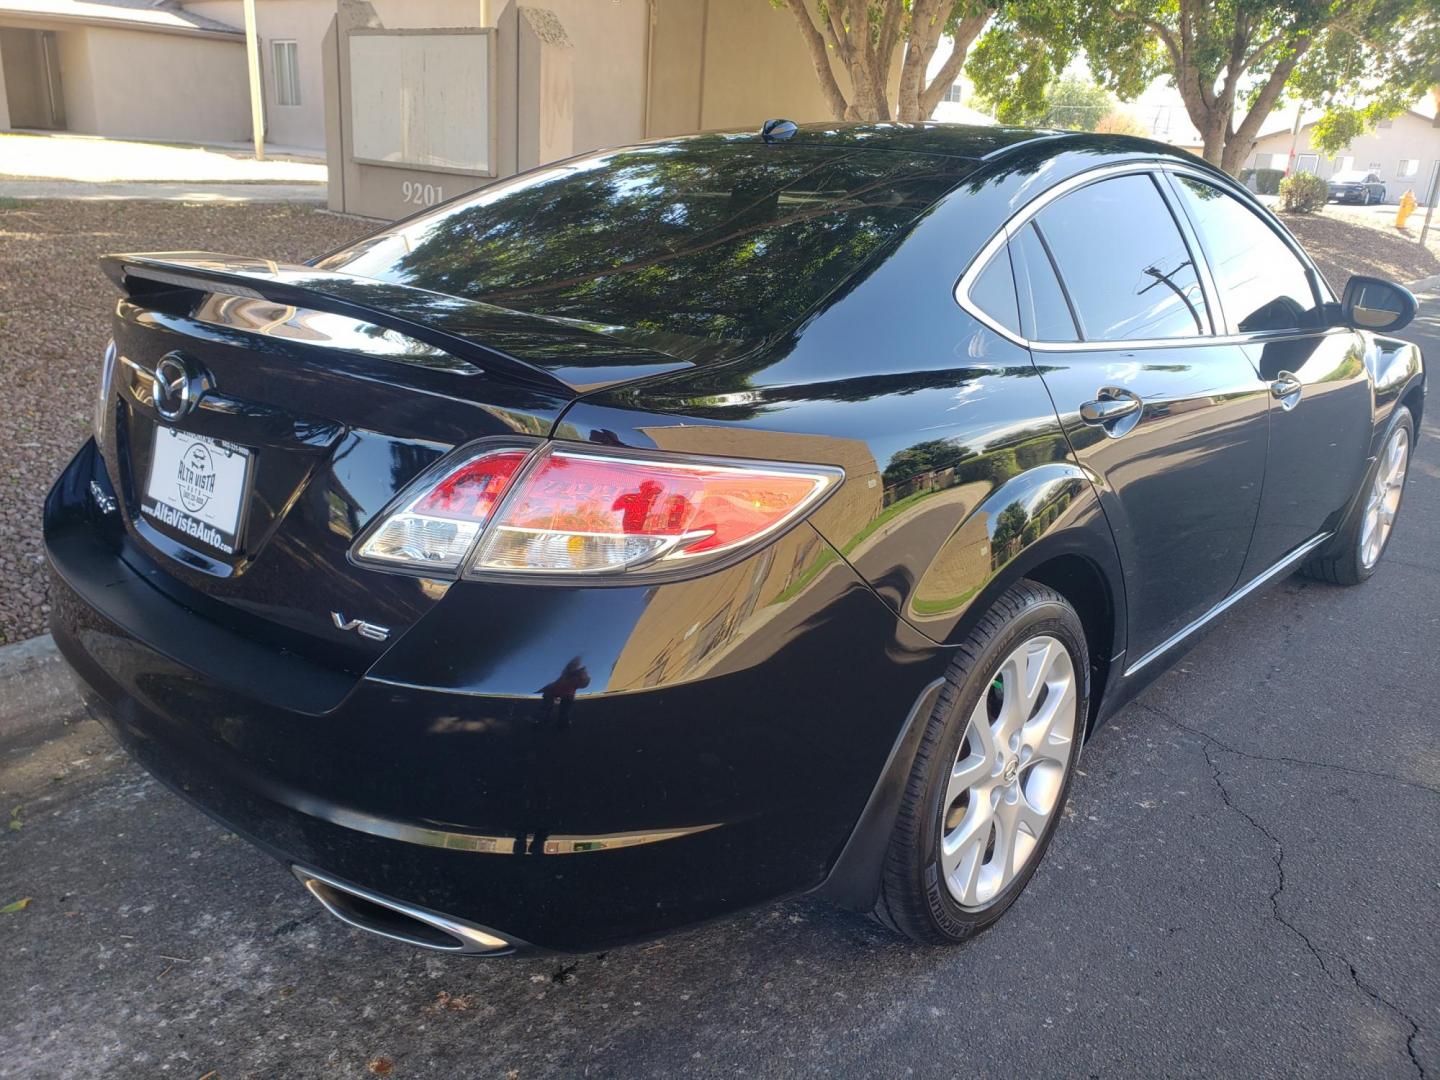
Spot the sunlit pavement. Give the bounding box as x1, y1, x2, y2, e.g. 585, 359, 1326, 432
0, 132, 324, 184
2, 297, 1437, 1079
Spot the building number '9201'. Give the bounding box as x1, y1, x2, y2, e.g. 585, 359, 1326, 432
402, 180, 444, 207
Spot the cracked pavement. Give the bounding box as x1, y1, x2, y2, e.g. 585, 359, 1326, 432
2, 294, 1438, 1078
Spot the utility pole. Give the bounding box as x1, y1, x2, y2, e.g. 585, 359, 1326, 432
1421, 161, 1438, 247
242, 0, 265, 160
1423, 90, 1440, 246
1284, 103, 1303, 176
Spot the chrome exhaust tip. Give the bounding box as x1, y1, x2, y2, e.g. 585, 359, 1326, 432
294, 866, 513, 955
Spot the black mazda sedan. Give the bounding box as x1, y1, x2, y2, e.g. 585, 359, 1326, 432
46, 124, 1423, 954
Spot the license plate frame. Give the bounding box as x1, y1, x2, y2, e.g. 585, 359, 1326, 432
141, 427, 253, 556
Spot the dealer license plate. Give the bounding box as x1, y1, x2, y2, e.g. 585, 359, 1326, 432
142, 427, 252, 555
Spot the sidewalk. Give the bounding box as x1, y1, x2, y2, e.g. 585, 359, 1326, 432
0, 131, 325, 185
0, 180, 325, 202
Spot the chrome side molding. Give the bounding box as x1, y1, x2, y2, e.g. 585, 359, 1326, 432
1124, 532, 1331, 678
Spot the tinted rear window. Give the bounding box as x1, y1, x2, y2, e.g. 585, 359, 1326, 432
321, 140, 969, 349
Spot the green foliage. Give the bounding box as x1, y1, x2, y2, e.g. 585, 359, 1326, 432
970, 0, 1440, 172
966, 2, 1082, 126
1307, 92, 1414, 156
976, 72, 1114, 129
1278, 171, 1329, 213
1239, 167, 1285, 195
1042, 76, 1115, 130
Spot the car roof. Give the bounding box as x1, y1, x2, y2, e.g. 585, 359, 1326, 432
678, 121, 1204, 166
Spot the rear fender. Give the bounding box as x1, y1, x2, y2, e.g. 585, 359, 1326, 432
815, 492, 1127, 913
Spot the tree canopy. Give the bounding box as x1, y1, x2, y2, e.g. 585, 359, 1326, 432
975, 72, 1115, 129
972, 0, 1440, 173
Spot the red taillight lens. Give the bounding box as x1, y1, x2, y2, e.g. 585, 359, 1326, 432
354, 449, 527, 573
469, 451, 838, 575
353, 442, 841, 579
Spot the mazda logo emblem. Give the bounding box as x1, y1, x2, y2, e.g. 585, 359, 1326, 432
152, 352, 200, 421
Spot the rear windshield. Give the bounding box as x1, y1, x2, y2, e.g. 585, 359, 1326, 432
321, 139, 969, 352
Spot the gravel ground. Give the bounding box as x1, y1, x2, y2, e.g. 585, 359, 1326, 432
1280, 208, 1440, 287
0, 201, 368, 644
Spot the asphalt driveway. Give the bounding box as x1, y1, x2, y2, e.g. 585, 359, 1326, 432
2, 294, 1437, 1079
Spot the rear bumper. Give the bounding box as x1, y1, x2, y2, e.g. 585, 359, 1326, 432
48, 440, 948, 952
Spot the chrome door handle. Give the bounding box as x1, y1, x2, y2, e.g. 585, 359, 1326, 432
1270, 372, 1303, 402
1080, 397, 1141, 423
1080, 388, 1143, 438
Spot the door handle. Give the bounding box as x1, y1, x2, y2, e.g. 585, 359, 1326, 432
1080, 388, 1143, 436
1270, 371, 1303, 407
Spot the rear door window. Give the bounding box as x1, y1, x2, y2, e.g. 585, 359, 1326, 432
1170, 176, 1324, 334
1033, 173, 1210, 342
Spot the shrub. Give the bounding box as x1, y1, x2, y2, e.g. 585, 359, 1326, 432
1239, 167, 1284, 195
1094, 110, 1147, 136
1279, 171, 1329, 213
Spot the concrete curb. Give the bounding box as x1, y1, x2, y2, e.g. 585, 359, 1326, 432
0, 634, 86, 752
1407, 272, 1440, 294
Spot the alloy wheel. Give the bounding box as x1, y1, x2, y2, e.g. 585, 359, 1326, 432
939, 634, 1077, 910
1360, 425, 1409, 569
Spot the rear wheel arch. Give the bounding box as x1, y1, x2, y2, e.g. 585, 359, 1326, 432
817, 543, 1124, 913
1022, 553, 1117, 732
932, 527, 1126, 730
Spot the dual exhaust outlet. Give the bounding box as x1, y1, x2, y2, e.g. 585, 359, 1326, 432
294, 867, 514, 955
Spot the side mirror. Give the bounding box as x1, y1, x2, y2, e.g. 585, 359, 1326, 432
1341, 275, 1417, 333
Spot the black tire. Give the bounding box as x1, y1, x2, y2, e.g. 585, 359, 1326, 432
873, 580, 1089, 945
1301, 406, 1414, 586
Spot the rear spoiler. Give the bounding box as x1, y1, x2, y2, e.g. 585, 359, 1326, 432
101, 251, 695, 395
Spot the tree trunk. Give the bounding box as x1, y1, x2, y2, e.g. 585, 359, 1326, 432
781, 0, 992, 126
780, 0, 849, 120
915, 10, 990, 121
1221, 42, 1311, 176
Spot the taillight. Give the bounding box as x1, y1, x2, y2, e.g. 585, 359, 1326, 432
351, 442, 841, 580
354, 448, 528, 573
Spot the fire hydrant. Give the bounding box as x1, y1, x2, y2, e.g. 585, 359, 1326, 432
1396, 190, 1417, 228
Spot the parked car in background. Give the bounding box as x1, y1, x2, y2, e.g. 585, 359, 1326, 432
45, 125, 1424, 955
1328, 170, 1388, 204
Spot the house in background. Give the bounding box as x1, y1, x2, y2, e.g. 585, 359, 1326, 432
1246, 104, 1440, 196
0, 0, 250, 143
0, 0, 1004, 158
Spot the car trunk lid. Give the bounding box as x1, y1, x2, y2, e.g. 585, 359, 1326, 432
98, 252, 693, 678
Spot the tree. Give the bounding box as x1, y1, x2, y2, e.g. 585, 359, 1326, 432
977, 72, 1113, 129
770, 1, 997, 122
973, 0, 1440, 174
1094, 109, 1147, 135
1040, 76, 1116, 130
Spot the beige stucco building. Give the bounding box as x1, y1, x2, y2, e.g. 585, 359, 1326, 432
0, 0, 911, 154
0, 0, 251, 143
1246, 106, 1440, 196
